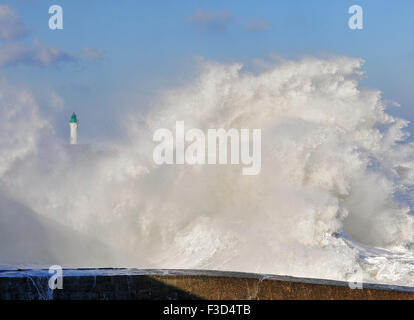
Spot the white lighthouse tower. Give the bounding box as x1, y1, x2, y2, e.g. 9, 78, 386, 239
69, 112, 78, 144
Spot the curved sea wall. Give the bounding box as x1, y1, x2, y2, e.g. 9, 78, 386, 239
0, 269, 413, 300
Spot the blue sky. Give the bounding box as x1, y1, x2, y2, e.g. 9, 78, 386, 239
1, 0, 414, 142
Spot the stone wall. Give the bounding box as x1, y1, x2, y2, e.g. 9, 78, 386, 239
0, 269, 413, 300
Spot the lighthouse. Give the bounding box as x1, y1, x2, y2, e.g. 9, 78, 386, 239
69, 112, 78, 144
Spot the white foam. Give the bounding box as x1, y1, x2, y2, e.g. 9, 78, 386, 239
0, 57, 413, 286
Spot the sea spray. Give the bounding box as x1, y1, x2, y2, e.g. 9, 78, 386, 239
0, 56, 413, 285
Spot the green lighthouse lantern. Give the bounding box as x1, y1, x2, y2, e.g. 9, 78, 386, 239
70, 112, 78, 123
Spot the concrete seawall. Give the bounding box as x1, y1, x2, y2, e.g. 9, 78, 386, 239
0, 269, 413, 300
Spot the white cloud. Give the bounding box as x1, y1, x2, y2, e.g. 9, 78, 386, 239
0, 42, 29, 66
0, 6, 75, 68
32, 39, 75, 66
0, 5, 28, 40
188, 8, 233, 32
0, 39, 76, 67
83, 47, 105, 61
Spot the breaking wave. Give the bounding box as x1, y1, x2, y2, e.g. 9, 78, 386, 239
1, 56, 414, 286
